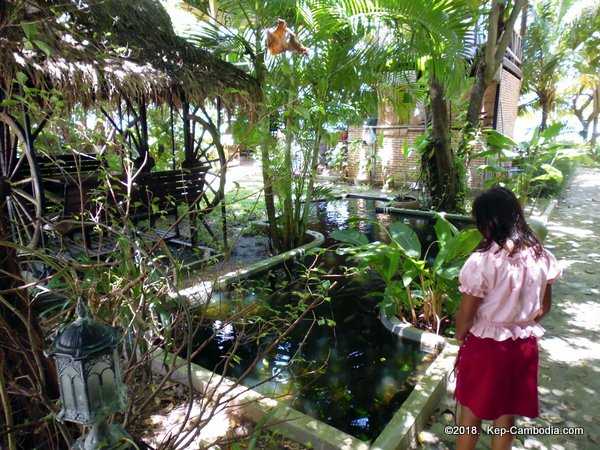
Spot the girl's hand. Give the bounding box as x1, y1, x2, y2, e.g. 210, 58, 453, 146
455, 293, 482, 344
535, 285, 553, 322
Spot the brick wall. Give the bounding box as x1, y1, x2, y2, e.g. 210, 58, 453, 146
348, 125, 486, 189
495, 70, 521, 138
345, 66, 521, 190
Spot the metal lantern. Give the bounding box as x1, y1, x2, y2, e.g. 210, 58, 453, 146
45, 298, 132, 449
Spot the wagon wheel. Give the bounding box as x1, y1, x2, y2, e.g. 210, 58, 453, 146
197, 135, 226, 213
0, 112, 43, 249
187, 113, 227, 214
182, 110, 228, 247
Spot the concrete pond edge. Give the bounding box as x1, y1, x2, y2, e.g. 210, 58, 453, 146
373, 315, 459, 449
149, 318, 458, 450
175, 229, 325, 301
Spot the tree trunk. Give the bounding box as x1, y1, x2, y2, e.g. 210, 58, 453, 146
539, 88, 555, 132
520, 2, 528, 38
254, 47, 281, 251
464, 0, 526, 134
588, 82, 599, 148
540, 104, 550, 132
465, 62, 490, 133
572, 82, 600, 148
424, 78, 459, 212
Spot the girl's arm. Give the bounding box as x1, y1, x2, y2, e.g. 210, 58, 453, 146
455, 293, 482, 346
535, 284, 552, 322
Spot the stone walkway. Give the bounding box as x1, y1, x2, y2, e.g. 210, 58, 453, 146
422, 166, 600, 450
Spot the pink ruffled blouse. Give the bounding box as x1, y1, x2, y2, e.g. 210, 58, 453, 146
459, 242, 562, 341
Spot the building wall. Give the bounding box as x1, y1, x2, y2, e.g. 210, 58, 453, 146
348, 125, 486, 189
495, 70, 521, 138
346, 65, 521, 191
347, 126, 423, 187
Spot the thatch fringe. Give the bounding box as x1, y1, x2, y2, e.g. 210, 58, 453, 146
0, 0, 260, 109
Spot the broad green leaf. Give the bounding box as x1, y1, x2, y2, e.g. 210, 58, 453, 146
531, 164, 563, 183
378, 297, 397, 320
540, 123, 562, 140
0, 99, 20, 107
15, 72, 28, 85
403, 257, 426, 272
433, 228, 481, 270
331, 229, 368, 246
380, 250, 400, 283
293, 105, 311, 119
436, 261, 464, 280
34, 40, 52, 57
388, 222, 421, 259
434, 216, 458, 248
401, 139, 413, 157
21, 21, 37, 39
477, 164, 508, 173
486, 130, 518, 148
471, 148, 506, 159
443, 284, 462, 314
402, 263, 420, 287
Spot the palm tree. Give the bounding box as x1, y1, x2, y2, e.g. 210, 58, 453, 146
184, 0, 385, 250
558, 2, 600, 148
376, 0, 480, 212
185, 0, 479, 248
521, 0, 598, 131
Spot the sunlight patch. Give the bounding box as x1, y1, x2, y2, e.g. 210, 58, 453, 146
145, 400, 242, 448
561, 301, 600, 332
541, 336, 600, 364
546, 224, 595, 238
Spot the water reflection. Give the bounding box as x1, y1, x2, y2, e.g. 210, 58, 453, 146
309, 197, 438, 257
309, 198, 393, 246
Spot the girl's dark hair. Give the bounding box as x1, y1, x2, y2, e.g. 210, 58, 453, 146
472, 186, 543, 256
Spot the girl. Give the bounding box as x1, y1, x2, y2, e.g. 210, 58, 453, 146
454, 187, 562, 450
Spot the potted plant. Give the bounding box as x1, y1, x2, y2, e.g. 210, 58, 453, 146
389, 194, 420, 209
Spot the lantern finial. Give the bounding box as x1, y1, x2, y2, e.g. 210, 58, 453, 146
76, 297, 89, 320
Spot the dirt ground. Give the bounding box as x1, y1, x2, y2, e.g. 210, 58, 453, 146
420, 166, 600, 450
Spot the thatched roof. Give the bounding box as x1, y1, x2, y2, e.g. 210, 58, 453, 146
0, 0, 260, 109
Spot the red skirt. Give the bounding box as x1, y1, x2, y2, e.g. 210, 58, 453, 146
454, 334, 539, 420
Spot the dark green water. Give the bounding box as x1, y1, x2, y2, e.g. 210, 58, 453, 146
193, 197, 436, 441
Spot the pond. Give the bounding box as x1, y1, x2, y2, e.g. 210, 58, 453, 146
192, 196, 442, 442
308, 196, 437, 248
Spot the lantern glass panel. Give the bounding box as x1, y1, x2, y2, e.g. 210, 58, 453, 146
86, 357, 118, 410
59, 362, 81, 415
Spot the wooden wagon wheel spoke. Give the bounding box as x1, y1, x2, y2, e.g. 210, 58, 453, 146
188, 117, 226, 208
9, 152, 27, 178
7, 197, 36, 243
0, 112, 43, 249
12, 187, 39, 207
12, 175, 35, 186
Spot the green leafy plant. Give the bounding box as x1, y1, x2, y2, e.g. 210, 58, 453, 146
332, 215, 481, 334
475, 125, 593, 206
